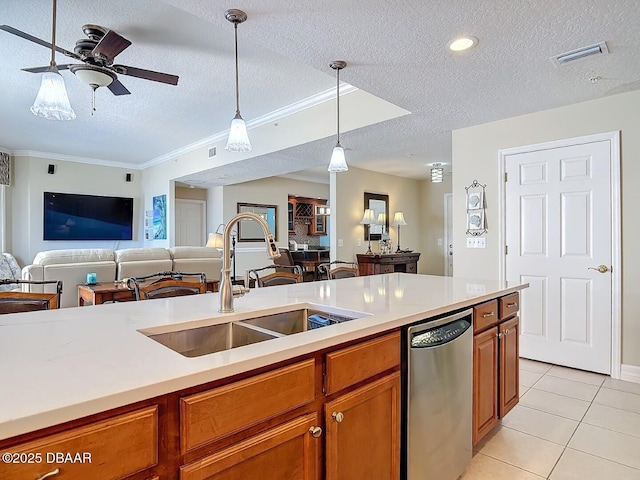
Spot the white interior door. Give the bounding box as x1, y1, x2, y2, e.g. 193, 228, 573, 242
505, 139, 614, 374
175, 200, 205, 246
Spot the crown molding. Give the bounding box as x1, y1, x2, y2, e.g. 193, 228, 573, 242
140, 84, 359, 169
11, 150, 143, 170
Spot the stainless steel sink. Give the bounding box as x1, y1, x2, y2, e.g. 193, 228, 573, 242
145, 322, 278, 358
140, 304, 370, 358
241, 308, 360, 335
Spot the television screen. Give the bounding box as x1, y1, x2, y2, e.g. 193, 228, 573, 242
44, 192, 134, 241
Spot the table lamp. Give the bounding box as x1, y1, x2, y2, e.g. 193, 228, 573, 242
393, 211, 407, 252
360, 208, 376, 254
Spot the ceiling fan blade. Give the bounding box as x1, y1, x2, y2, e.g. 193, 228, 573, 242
92, 30, 131, 60
107, 78, 131, 96
21, 64, 72, 74
0, 25, 80, 59
113, 64, 179, 85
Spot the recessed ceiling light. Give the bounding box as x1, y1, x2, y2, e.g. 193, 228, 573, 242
449, 36, 478, 52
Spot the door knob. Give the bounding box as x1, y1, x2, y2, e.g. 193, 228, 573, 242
588, 265, 611, 274
332, 411, 344, 423
309, 426, 323, 438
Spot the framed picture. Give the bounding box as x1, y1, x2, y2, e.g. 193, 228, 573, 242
467, 209, 485, 231
467, 191, 483, 210
152, 194, 167, 240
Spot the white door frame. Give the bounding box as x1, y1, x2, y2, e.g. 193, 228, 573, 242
444, 193, 453, 276
175, 199, 207, 246
497, 131, 621, 378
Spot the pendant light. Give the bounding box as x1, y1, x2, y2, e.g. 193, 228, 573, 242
328, 60, 348, 172
225, 9, 251, 153
31, 0, 76, 120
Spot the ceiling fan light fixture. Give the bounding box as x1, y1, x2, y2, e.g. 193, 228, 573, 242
70, 65, 115, 88
328, 60, 348, 173
31, 67, 76, 121
32, 0, 75, 121
225, 9, 252, 153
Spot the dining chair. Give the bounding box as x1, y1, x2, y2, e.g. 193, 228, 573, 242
317, 261, 359, 280
273, 248, 315, 282
246, 265, 302, 287
0, 279, 63, 314
129, 271, 206, 301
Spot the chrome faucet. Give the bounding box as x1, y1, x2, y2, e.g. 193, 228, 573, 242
219, 212, 280, 313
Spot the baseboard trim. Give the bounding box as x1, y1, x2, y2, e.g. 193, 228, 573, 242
620, 364, 640, 384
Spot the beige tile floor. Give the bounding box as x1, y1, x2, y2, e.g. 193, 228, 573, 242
461, 359, 640, 479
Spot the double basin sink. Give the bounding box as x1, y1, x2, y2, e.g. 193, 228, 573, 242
139, 305, 369, 358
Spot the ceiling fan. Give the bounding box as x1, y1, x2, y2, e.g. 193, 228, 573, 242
0, 23, 179, 96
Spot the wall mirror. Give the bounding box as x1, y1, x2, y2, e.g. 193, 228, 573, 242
237, 203, 278, 241
364, 192, 389, 241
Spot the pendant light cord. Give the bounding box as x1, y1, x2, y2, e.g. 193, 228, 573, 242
234, 21, 240, 116
50, 0, 57, 67
336, 66, 340, 144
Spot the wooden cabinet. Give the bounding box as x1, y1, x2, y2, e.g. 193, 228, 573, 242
288, 199, 296, 233
472, 293, 520, 446
325, 373, 400, 480
356, 253, 420, 276
1, 406, 158, 480
288, 197, 328, 236
180, 413, 320, 480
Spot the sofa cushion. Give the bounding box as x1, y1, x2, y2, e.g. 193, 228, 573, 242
0, 253, 22, 291
169, 247, 223, 282
115, 248, 173, 280
33, 249, 114, 265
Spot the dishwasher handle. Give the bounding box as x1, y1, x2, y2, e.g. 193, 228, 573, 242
408, 309, 473, 349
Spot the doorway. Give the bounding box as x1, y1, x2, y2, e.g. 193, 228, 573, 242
175, 199, 206, 246
444, 193, 453, 276
499, 132, 621, 376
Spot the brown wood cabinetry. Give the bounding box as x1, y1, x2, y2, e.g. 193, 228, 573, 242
472, 293, 520, 446
325, 373, 400, 480
356, 253, 420, 276
288, 196, 328, 236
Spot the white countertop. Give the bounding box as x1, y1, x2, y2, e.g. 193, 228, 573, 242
0, 274, 525, 440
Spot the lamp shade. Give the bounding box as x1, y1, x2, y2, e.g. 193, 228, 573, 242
206, 232, 224, 248
377, 212, 386, 225
225, 113, 252, 152
393, 211, 407, 226
360, 208, 376, 225
31, 68, 76, 121
328, 144, 348, 172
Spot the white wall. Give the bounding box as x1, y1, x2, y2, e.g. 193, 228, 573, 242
452, 89, 640, 368
418, 175, 452, 275
9, 155, 143, 266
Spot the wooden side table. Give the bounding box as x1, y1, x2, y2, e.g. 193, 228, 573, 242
356, 252, 421, 276
77, 280, 219, 306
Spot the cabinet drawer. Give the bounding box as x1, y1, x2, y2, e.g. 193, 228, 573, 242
2, 406, 158, 480
499, 292, 519, 320
406, 263, 417, 273
325, 332, 400, 395
180, 359, 315, 453
381, 264, 395, 274
473, 300, 498, 334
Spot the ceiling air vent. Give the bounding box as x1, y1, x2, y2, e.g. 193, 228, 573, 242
551, 41, 608, 66
208, 146, 217, 158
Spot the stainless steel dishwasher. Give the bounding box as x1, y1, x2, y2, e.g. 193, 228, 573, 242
405, 309, 473, 480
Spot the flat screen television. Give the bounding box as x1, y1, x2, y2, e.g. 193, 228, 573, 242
44, 192, 133, 241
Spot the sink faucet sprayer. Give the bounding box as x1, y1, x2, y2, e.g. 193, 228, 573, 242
219, 212, 280, 313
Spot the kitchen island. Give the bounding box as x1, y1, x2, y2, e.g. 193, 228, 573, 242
0, 274, 525, 479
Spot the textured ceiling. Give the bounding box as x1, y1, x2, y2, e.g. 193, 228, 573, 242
2, 0, 640, 185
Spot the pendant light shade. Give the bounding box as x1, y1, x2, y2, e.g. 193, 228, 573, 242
31, 67, 76, 120
225, 9, 251, 153
32, 0, 75, 121
328, 60, 348, 172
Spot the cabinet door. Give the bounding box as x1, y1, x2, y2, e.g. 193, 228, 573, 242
473, 327, 499, 445
499, 316, 520, 418
180, 413, 320, 480
324, 372, 400, 480
288, 201, 295, 232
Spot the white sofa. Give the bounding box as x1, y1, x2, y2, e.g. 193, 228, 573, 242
22, 247, 223, 308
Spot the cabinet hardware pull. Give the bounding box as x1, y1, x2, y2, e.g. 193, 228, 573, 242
309, 426, 323, 438
36, 469, 60, 480
506, 303, 517, 308
482, 312, 495, 318
332, 411, 344, 423
504, 328, 509, 335
497, 332, 502, 338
